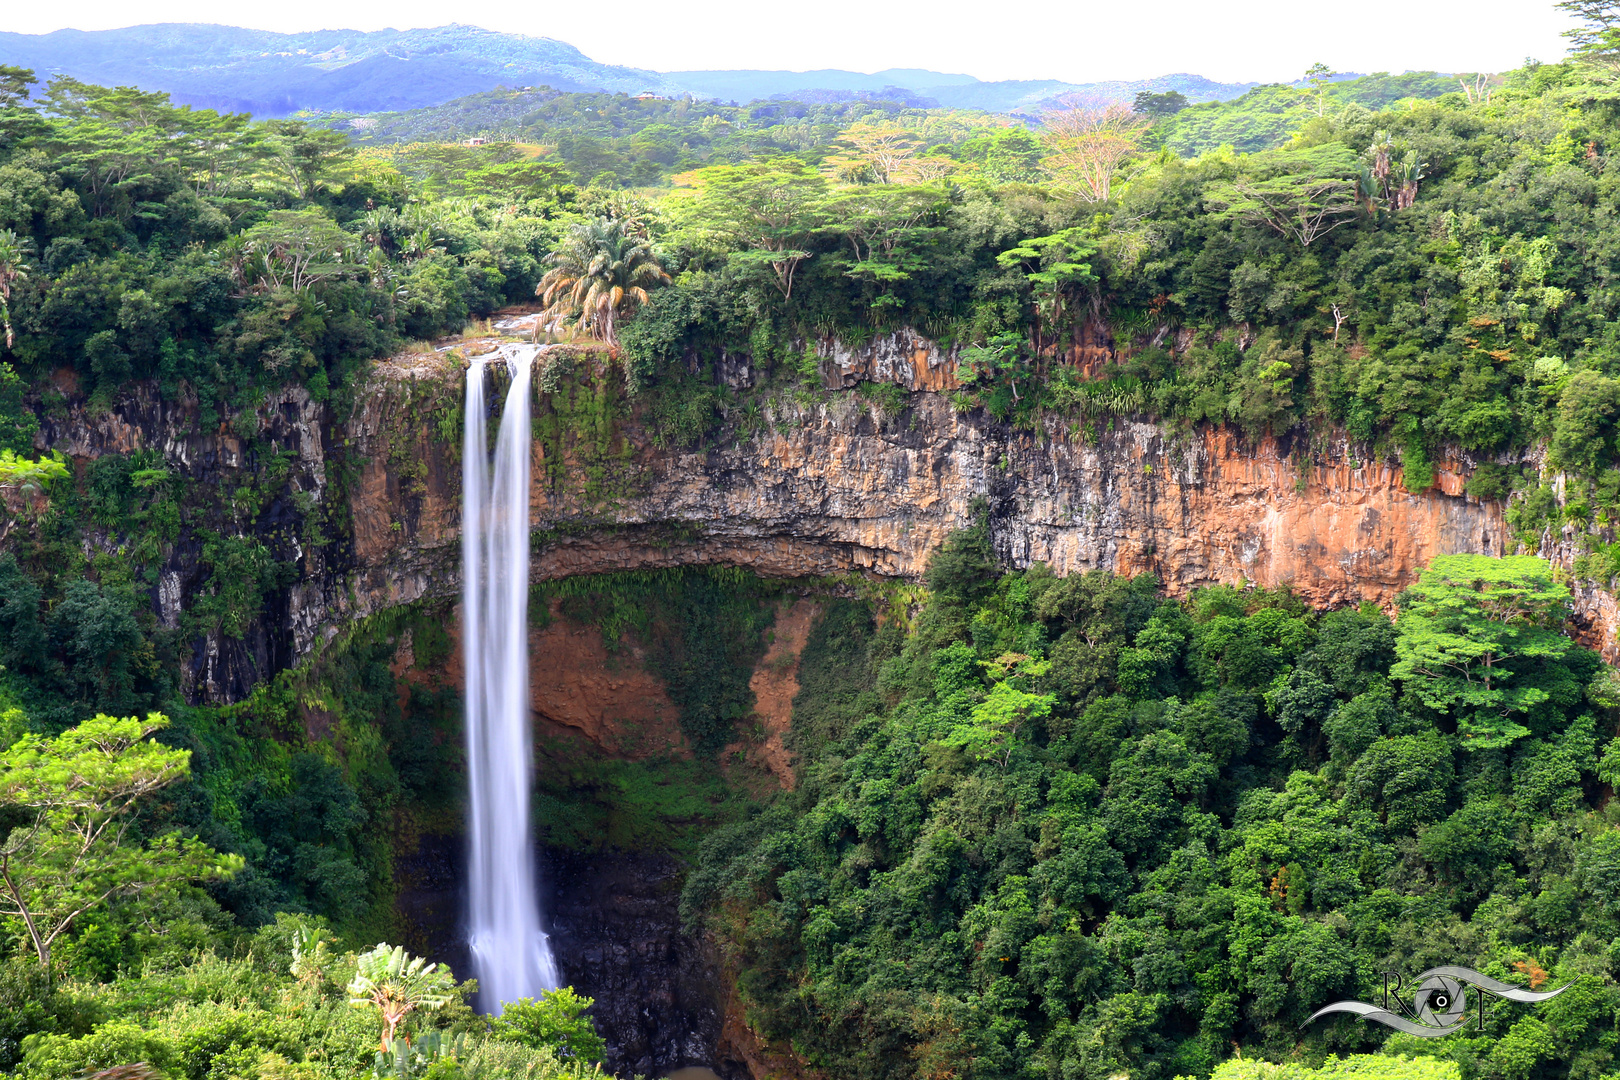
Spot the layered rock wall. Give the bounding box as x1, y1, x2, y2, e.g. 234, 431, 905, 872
27, 341, 1614, 703
346, 362, 1510, 634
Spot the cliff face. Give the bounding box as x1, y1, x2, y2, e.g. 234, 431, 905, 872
36, 377, 332, 700
26, 340, 1613, 705
344, 354, 1511, 635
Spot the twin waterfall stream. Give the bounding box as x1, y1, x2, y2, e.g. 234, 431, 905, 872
461, 345, 559, 1011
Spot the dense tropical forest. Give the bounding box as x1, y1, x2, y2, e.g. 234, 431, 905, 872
333, 68, 1460, 181
686, 542, 1620, 1080
1, 0, 1620, 1077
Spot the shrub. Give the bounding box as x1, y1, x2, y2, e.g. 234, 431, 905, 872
488, 988, 606, 1062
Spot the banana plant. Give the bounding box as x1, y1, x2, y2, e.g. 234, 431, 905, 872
288, 919, 336, 986
373, 1030, 465, 1080
347, 943, 456, 1049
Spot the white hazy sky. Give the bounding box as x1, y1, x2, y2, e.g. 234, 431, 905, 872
0, 0, 1575, 84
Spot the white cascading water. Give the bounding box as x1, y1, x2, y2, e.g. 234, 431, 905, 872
463, 344, 559, 1012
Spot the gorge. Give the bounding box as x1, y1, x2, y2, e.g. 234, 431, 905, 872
21, 329, 1614, 1073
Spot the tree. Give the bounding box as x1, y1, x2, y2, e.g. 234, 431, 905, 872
0, 450, 67, 533
346, 943, 456, 1050
0, 228, 30, 350
0, 66, 44, 152
943, 653, 1054, 767
963, 127, 1046, 182
1207, 146, 1361, 247
170, 109, 262, 197
489, 987, 608, 1061
1041, 101, 1152, 203
822, 184, 948, 305
1344, 734, 1453, 833
995, 228, 1097, 348
1303, 63, 1338, 116
1558, 0, 1620, 75
0, 67, 37, 112
261, 120, 355, 201
1391, 554, 1573, 747
1549, 369, 1620, 474
1357, 131, 1427, 212
679, 159, 828, 299
37, 79, 174, 218
287, 917, 337, 987
1211, 1054, 1461, 1080
958, 332, 1035, 403
0, 713, 243, 968
826, 122, 925, 184
1132, 90, 1189, 118
463, 159, 570, 204
230, 210, 354, 295
537, 216, 670, 345
1456, 72, 1495, 104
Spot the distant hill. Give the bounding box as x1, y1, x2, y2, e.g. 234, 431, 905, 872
938, 74, 1260, 114
0, 23, 682, 115
663, 67, 982, 102
661, 69, 1256, 113
0, 22, 1260, 118
1151, 72, 1463, 157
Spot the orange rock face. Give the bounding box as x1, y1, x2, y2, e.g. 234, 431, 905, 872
820, 328, 961, 392
425, 600, 688, 759
732, 598, 819, 790
23, 346, 1613, 703
344, 379, 1522, 636
526, 605, 688, 759
1067, 426, 1509, 610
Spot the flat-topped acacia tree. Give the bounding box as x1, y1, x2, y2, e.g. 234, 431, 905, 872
1390, 553, 1575, 748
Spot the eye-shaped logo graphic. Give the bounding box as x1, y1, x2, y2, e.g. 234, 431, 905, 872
1308, 966, 1570, 1038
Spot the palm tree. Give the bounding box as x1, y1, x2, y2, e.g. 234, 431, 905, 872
0, 229, 31, 351
537, 216, 670, 345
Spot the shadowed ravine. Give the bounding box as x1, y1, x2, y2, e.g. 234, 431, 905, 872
394, 836, 745, 1078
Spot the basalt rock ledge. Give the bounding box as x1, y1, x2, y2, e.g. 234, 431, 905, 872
337, 352, 1538, 659
29, 344, 1614, 703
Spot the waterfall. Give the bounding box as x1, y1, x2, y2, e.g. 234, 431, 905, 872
462, 344, 559, 1012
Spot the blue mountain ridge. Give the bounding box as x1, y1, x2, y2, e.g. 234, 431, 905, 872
0, 23, 1263, 116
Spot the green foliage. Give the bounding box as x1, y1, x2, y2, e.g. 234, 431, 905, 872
941, 653, 1054, 767
488, 988, 606, 1062
1152, 73, 1455, 157
0, 448, 64, 495
537, 216, 669, 345
4, 55, 1620, 545
1391, 555, 1573, 748
18, 1019, 179, 1080
1206, 1054, 1460, 1080
673, 159, 829, 299
0, 927, 600, 1080
687, 535, 1615, 1080
0, 712, 243, 967
5, 46, 1620, 1080
435, 1039, 606, 1080
189, 533, 292, 641
1558, 0, 1620, 75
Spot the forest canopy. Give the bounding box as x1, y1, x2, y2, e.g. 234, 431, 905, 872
3, 41, 1617, 571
